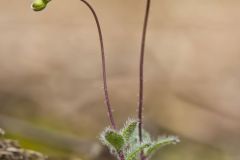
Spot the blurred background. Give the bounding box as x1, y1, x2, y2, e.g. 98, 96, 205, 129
0, 0, 240, 160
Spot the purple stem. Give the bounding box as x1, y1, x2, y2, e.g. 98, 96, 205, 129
79, 1, 125, 159
138, 0, 151, 159
79, 0, 116, 130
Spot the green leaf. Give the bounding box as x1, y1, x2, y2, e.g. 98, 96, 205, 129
101, 129, 125, 152
142, 129, 151, 143
31, 0, 51, 11
126, 143, 150, 160
146, 136, 180, 157
121, 119, 138, 142
128, 128, 151, 147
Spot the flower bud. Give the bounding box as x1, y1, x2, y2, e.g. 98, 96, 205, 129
31, 0, 51, 11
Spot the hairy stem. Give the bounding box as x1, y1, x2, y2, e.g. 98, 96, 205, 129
79, 0, 116, 130
138, 0, 151, 159
79, 1, 125, 159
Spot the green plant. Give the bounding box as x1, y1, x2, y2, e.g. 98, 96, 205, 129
30, 0, 180, 159
100, 119, 179, 160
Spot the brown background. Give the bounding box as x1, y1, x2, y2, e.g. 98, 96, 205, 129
0, 0, 240, 160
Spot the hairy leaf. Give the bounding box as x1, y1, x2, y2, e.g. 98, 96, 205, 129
128, 128, 151, 147
121, 119, 138, 142
101, 129, 125, 151
146, 136, 180, 157
142, 129, 152, 143
126, 143, 150, 160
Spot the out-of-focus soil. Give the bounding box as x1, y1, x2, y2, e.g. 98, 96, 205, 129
0, 129, 47, 160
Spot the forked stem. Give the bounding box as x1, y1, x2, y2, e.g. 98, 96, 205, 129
138, 0, 151, 159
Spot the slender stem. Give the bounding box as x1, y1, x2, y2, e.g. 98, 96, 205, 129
79, 0, 116, 130
79, 1, 125, 160
138, 0, 151, 159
